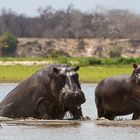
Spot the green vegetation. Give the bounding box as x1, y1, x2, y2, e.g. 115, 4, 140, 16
109, 43, 123, 58
0, 56, 138, 83
0, 32, 17, 56
0, 57, 140, 65
0, 65, 42, 83
0, 64, 132, 83
79, 65, 132, 83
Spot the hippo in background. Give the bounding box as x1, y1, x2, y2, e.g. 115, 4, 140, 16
0, 64, 86, 120
95, 64, 140, 120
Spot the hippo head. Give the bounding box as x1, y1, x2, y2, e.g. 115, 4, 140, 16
50, 65, 86, 106
131, 64, 140, 85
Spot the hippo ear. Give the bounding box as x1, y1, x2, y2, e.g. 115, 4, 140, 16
53, 67, 60, 73
133, 64, 138, 69
74, 65, 80, 71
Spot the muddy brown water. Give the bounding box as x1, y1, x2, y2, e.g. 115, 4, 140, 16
0, 84, 140, 140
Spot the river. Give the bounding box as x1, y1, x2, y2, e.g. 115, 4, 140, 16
0, 84, 140, 140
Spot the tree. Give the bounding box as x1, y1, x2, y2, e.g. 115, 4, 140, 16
0, 32, 17, 56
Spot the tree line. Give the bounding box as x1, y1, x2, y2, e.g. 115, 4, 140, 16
1, 5, 140, 39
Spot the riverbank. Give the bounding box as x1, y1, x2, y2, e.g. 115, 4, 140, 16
16, 38, 140, 58
0, 116, 140, 127
0, 64, 132, 83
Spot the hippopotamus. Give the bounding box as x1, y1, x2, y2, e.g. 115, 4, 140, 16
0, 64, 86, 120
95, 64, 140, 120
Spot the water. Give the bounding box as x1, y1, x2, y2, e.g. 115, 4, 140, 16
0, 84, 140, 140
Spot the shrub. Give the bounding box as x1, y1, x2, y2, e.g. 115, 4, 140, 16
78, 58, 90, 66
102, 58, 118, 65
55, 57, 140, 66
0, 32, 17, 56
57, 56, 70, 65
88, 57, 102, 65
116, 57, 137, 65
77, 57, 102, 66
109, 43, 123, 58
47, 50, 69, 58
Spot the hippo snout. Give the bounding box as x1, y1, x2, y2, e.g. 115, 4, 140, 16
60, 90, 86, 106
73, 91, 86, 103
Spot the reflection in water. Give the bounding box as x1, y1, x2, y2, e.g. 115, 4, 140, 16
0, 84, 140, 140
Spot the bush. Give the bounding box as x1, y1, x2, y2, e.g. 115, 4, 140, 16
102, 58, 118, 65
57, 56, 70, 65
109, 43, 123, 58
0, 32, 17, 56
54, 57, 140, 66
76, 57, 102, 66
78, 57, 90, 66
77, 57, 140, 66
102, 57, 140, 65
88, 57, 102, 65
116, 57, 137, 64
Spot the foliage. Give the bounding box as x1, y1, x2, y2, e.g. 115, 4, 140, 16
101, 57, 140, 65
0, 56, 140, 66
109, 43, 123, 58
0, 32, 17, 56
77, 57, 102, 66
57, 56, 70, 64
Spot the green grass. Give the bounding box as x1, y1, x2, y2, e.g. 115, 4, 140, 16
79, 65, 132, 83
0, 65, 42, 82
0, 65, 133, 83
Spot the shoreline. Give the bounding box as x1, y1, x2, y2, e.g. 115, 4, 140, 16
0, 116, 140, 127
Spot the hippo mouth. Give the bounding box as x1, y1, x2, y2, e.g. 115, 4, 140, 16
59, 91, 86, 106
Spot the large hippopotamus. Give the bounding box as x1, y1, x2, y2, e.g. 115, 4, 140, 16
0, 64, 86, 119
95, 64, 140, 120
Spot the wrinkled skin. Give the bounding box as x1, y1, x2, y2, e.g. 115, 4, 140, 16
0, 64, 86, 120
95, 64, 140, 120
